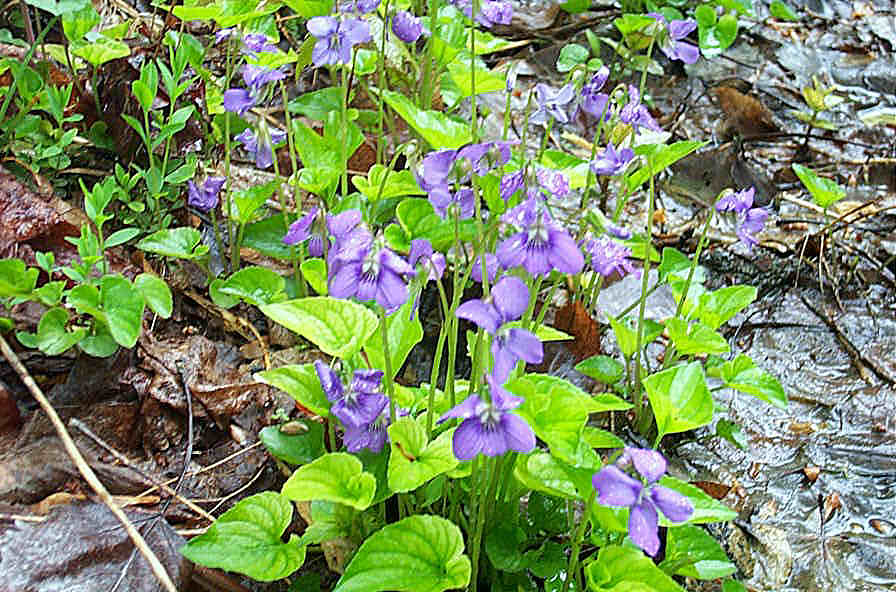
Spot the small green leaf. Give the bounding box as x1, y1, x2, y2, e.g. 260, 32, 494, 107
62, 1, 99, 42
697, 285, 757, 330
769, 0, 799, 20
256, 363, 331, 418
281, 452, 376, 510
665, 318, 730, 356
627, 141, 706, 190
352, 164, 424, 201
105, 227, 141, 248
0, 258, 39, 298
79, 320, 119, 357
382, 90, 472, 150
333, 515, 471, 592
181, 491, 306, 581
715, 419, 749, 450
396, 197, 476, 252
557, 43, 589, 72
363, 298, 423, 381
708, 354, 787, 409
387, 418, 458, 493
585, 545, 685, 592
220, 266, 287, 307
583, 426, 625, 449
137, 227, 209, 260
71, 36, 130, 66
261, 297, 378, 359
208, 278, 240, 309
33, 281, 65, 307
33, 307, 86, 355
514, 452, 581, 499
575, 355, 624, 384
660, 524, 736, 579
100, 275, 144, 348
134, 273, 172, 319
281, 0, 334, 18
792, 164, 845, 209
300, 258, 328, 295
288, 87, 342, 121
260, 422, 325, 465
658, 476, 738, 524
229, 179, 281, 225
723, 579, 748, 592
644, 361, 713, 443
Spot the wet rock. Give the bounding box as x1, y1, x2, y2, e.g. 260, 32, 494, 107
0, 501, 190, 591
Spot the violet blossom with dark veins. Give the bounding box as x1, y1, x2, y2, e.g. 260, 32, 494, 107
497, 197, 585, 277
619, 85, 662, 134
592, 448, 694, 556
500, 170, 525, 201
343, 406, 403, 453
530, 83, 577, 125
314, 361, 388, 430
456, 275, 543, 382
392, 10, 423, 43
649, 13, 699, 64
307, 15, 371, 67
588, 236, 639, 278
283, 206, 328, 257
535, 168, 570, 199
715, 187, 767, 250
590, 143, 635, 177
328, 235, 416, 313
187, 176, 225, 212
408, 238, 446, 282
438, 373, 535, 460
715, 186, 754, 214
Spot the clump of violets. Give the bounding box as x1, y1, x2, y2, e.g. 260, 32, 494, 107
187, 176, 225, 212
392, 10, 424, 43
592, 448, 694, 556
497, 197, 584, 277
315, 361, 387, 429
339, 0, 380, 13
307, 14, 372, 67
715, 186, 768, 250
588, 236, 639, 278
649, 13, 700, 64
438, 373, 535, 460
456, 275, 542, 382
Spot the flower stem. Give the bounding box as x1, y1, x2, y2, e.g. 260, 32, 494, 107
377, 0, 391, 165
563, 487, 596, 592
380, 308, 397, 423
633, 170, 656, 420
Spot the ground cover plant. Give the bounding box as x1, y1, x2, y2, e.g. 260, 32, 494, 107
1, 0, 894, 590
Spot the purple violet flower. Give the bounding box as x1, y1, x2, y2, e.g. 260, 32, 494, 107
497, 197, 585, 277
242, 33, 278, 55
307, 15, 371, 67
715, 186, 754, 214
456, 275, 543, 382
408, 238, 446, 282
500, 170, 525, 201
438, 373, 535, 460
592, 448, 694, 556
588, 236, 639, 278
581, 67, 611, 119
329, 236, 416, 313
607, 223, 632, 240
535, 168, 570, 199
590, 143, 636, 177
283, 206, 320, 251
429, 187, 474, 220
215, 27, 235, 44
452, 0, 513, 28
392, 10, 423, 42
235, 127, 287, 169
471, 253, 501, 283
340, 0, 380, 13
187, 176, 225, 212
222, 88, 255, 115
649, 13, 699, 64
619, 85, 662, 134
530, 83, 577, 126
314, 361, 388, 429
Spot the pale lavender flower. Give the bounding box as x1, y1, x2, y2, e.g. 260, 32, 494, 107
430, 187, 474, 220
500, 170, 525, 201
283, 206, 319, 250
242, 33, 278, 55
187, 176, 225, 212
592, 448, 693, 556
340, 0, 380, 13
314, 361, 388, 429
588, 236, 639, 278
737, 207, 768, 250
438, 373, 535, 460
215, 27, 235, 44
590, 143, 636, 176
531, 83, 577, 126
452, 0, 513, 28
715, 186, 755, 214
470, 253, 501, 283
456, 275, 543, 381
607, 223, 632, 240
392, 10, 423, 42
497, 197, 584, 277
307, 16, 371, 67
329, 237, 416, 313
222, 88, 254, 115
408, 239, 446, 282
235, 127, 286, 169
535, 168, 570, 198
649, 13, 699, 64
581, 67, 611, 119
619, 85, 661, 133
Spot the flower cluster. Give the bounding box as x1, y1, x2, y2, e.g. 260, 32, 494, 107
315, 361, 394, 453
307, 11, 372, 67
235, 126, 287, 170
715, 186, 768, 249
451, 0, 513, 28
588, 236, 639, 278
592, 448, 694, 556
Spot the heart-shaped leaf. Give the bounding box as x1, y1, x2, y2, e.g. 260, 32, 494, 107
261, 297, 378, 360
644, 361, 713, 444
281, 452, 376, 510
387, 418, 458, 492
137, 227, 209, 260
256, 363, 331, 418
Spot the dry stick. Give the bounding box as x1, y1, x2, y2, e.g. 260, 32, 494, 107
0, 335, 178, 592
136, 441, 263, 499
70, 418, 216, 523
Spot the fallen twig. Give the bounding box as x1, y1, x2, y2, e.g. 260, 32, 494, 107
0, 335, 179, 592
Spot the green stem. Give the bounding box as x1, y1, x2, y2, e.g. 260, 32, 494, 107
633, 171, 656, 419
563, 488, 596, 592
469, 0, 479, 142
425, 279, 450, 439
377, 0, 391, 164
380, 308, 397, 423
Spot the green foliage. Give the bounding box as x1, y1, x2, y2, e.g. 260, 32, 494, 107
792, 164, 846, 210
261, 297, 379, 359
281, 452, 377, 510
644, 361, 713, 444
